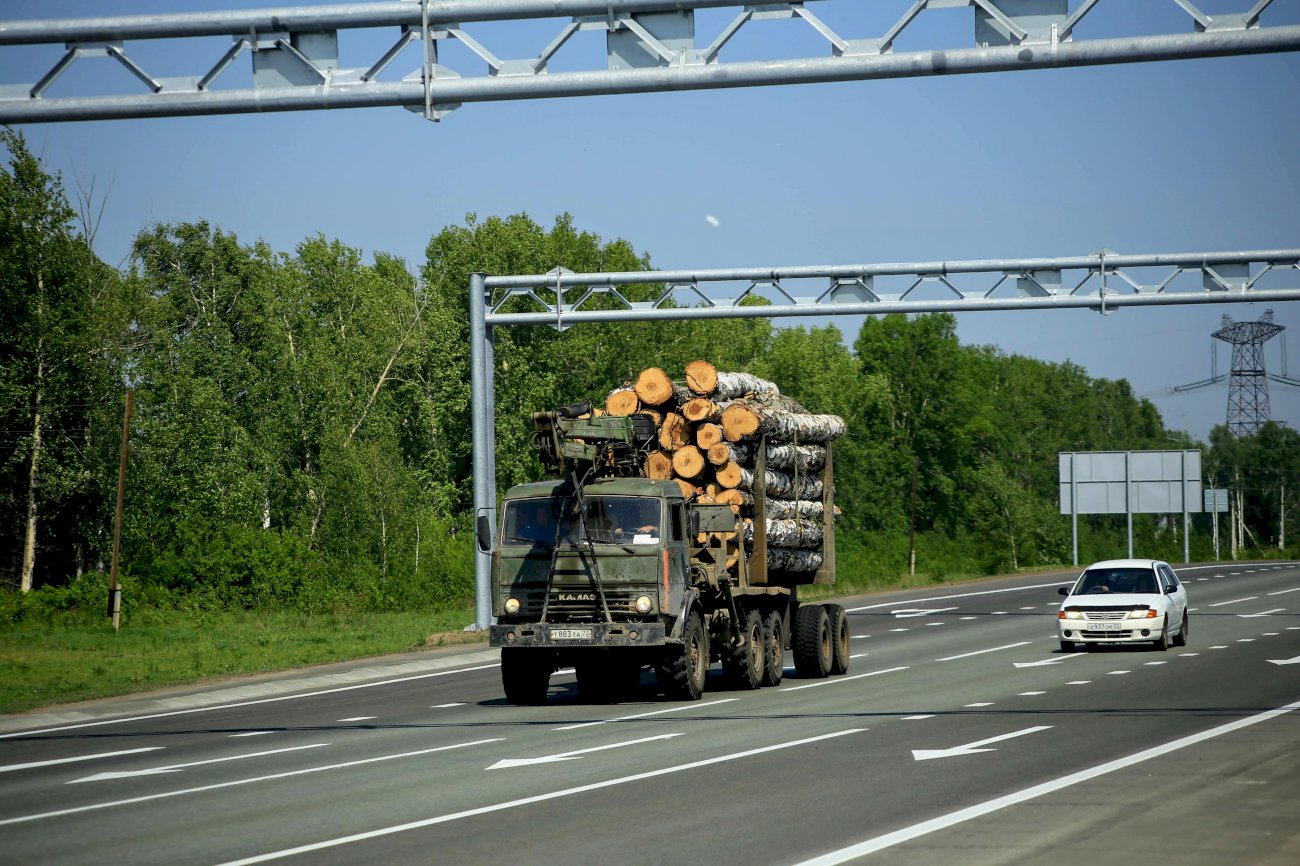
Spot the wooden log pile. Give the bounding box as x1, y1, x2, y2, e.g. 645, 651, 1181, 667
603, 360, 845, 573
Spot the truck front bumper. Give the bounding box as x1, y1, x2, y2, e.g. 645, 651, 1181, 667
490, 621, 667, 648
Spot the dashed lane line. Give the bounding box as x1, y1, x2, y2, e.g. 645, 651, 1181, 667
783, 667, 909, 692
936, 642, 1031, 662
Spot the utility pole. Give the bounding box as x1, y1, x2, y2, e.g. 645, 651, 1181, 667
108, 390, 132, 631
908, 456, 919, 577
1280, 476, 1286, 551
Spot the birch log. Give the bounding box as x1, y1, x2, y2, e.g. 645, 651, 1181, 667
712, 372, 781, 401
743, 518, 824, 548
658, 413, 691, 451
685, 359, 718, 395
696, 423, 724, 450
634, 367, 674, 406
672, 445, 706, 480
681, 397, 721, 423
721, 402, 846, 444
605, 388, 639, 416
765, 548, 824, 572
738, 467, 824, 500
711, 441, 825, 471
645, 451, 674, 480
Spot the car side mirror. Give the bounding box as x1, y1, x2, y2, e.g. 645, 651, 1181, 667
475, 514, 492, 553
1165, 585, 1176, 594
1058, 587, 1070, 596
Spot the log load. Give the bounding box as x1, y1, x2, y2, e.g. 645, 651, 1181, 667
738, 467, 824, 501
605, 387, 639, 416
717, 441, 826, 472
712, 372, 780, 401
766, 548, 823, 572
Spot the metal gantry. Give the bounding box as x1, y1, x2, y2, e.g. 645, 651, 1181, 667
1, 0, 1298, 123
467, 247, 1300, 627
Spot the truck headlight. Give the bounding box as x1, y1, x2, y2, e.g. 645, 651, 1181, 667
504, 597, 522, 615
634, 595, 653, 614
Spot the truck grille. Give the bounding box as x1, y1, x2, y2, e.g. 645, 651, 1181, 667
524, 587, 646, 621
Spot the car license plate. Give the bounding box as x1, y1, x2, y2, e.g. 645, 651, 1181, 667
1087, 621, 1122, 631
551, 628, 593, 640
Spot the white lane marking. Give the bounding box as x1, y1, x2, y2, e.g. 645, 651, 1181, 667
1018, 691, 1045, 696
337, 717, 376, 722
850, 653, 870, 659
892, 607, 959, 618
0, 747, 163, 774
1268, 587, 1300, 595
890, 628, 910, 633
937, 641, 1031, 662
0, 662, 502, 740
902, 715, 934, 721
1197, 577, 1209, 581
964, 702, 994, 708
1211, 645, 1228, 649
1066, 680, 1091, 685
912, 725, 1052, 762
0, 739, 503, 827
553, 699, 737, 731
69, 743, 329, 784
1107, 671, 1131, 676
1210, 596, 1259, 607
1240, 608, 1286, 618
486, 733, 683, 770
783, 666, 909, 692
1018, 607, 1036, 611
431, 703, 465, 709
960, 616, 977, 621
1290, 627, 1300, 631
992, 611, 1007, 615
1014, 655, 1084, 668
1268, 656, 1300, 666
229, 732, 276, 738
1179, 653, 1200, 657
846, 583, 1072, 613
1238, 639, 1257, 643
851, 635, 870, 640
213, 729, 867, 866
1263, 632, 1280, 636
1144, 662, 1166, 666
926, 622, 945, 627
794, 700, 1300, 865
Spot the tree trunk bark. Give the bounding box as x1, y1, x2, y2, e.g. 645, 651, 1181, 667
738, 467, 824, 500
20, 351, 43, 593
743, 517, 823, 548
765, 548, 823, 572
713, 372, 780, 401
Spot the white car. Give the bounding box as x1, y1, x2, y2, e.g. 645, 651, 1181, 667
1057, 559, 1189, 652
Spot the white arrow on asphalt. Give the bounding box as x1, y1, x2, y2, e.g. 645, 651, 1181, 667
1240, 608, 1286, 618
1267, 656, 1300, 666
892, 607, 959, 619
912, 725, 1052, 762
1013, 654, 1086, 668
69, 743, 328, 783
486, 733, 683, 770
0, 747, 163, 774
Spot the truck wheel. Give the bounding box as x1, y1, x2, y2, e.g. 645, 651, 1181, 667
722, 609, 765, 690
761, 610, 785, 687
657, 611, 708, 701
793, 604, 832, 678
501, 648, 552, 705
823, 603, 850, 675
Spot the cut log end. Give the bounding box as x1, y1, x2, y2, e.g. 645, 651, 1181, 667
715, 461, 743, 489
672, 445, 706, 480
634, 367, 675, 406
645, 450, 674, 481
658, 413, 691, 451
673, 478, 699, 500
685, 359, 718, 395
681, 397, 720, 423
605, 388, 640, 416
721, 403, 760, 442
696, 423, 723, 450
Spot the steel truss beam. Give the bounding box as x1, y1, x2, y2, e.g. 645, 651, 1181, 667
2, 0, 1297, 124
467, 247, 1300, 627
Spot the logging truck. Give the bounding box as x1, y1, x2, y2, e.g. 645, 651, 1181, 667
478, 401, 850, 703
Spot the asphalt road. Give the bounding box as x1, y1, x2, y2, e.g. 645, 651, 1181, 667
2, 561, 1298, 866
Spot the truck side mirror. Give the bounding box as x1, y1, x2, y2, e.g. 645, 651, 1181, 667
476, 514, 492, 553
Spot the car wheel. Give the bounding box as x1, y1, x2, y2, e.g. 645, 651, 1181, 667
1172, 612, 1189, 647
1059, 640, 1075, 653
1153, 623, 1170, 652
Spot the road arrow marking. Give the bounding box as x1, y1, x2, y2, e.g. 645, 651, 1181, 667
937, 641, 1031, 662
486, 733, 683, 770
912, 725, 1052, 762
892, 607, 958, 619
1014, 654, 1085, 668
69, 743, 328, 783
1210, 596, 1258, 607
1268, 656, 1300, 666
1240, 608, 1286, 618
1, 747, 163, 774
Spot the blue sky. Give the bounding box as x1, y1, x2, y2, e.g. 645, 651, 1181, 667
2, 0, 1298, 440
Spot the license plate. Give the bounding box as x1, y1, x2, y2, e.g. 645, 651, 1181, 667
1087, 621, 1123, 631
551, 628, 593, 640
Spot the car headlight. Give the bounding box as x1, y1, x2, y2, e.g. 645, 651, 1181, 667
1127, 608, 1158, 619
503, 596, 521, 615
1058, 610, 1084, 620
634, 595, 654, 614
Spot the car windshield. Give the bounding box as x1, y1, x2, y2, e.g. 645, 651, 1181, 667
1075, 567, 1158, 595
502, 495, 660, 547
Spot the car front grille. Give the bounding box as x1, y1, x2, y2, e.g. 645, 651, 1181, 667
1084, 611, 1128, 621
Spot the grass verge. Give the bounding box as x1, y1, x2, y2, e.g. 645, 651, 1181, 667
0, 607, 479, 716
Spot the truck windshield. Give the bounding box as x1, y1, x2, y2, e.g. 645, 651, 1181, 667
502, 495, 660, 547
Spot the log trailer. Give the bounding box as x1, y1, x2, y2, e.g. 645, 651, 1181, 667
476, 404, 850, 703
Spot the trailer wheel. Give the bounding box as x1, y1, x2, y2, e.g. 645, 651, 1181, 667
722, 609, 765, 690
501, 648, 552, 705
761, 610, 785, 687
793, 604, 832, 678
823, 603, 850, 675
656, 611, 708, 701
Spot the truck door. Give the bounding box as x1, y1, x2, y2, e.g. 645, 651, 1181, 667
666, 502, 690, 613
